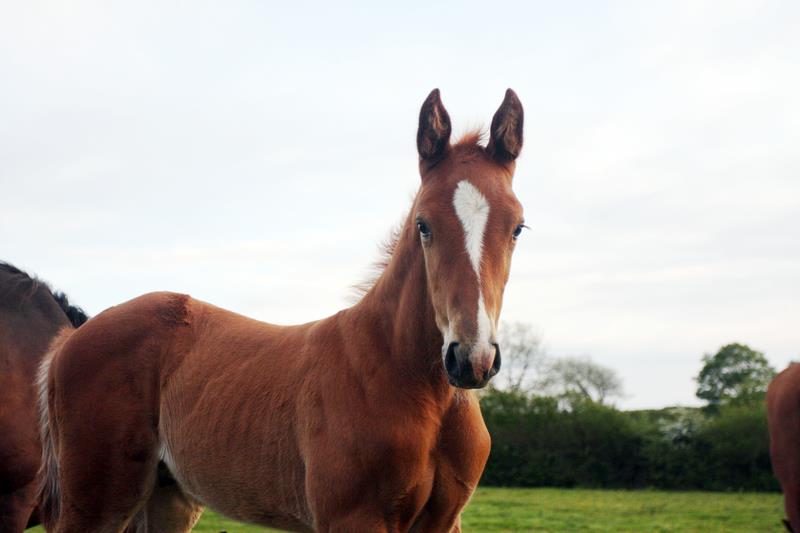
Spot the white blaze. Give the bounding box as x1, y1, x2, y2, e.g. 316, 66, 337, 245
452, 180, 492, 344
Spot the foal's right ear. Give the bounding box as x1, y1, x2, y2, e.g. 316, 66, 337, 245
417, 89, 452, 164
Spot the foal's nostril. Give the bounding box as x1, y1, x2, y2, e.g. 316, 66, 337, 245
445, 342, 460, 377
488, 343, 501, 378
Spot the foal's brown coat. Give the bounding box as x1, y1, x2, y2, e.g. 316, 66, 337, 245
0, 262, 86, 533
39, 90, 527, 532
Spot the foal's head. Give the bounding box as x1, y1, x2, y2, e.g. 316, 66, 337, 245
414, 89, 525, 389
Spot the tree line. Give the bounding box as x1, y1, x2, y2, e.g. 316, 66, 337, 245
480, 325, 780, 491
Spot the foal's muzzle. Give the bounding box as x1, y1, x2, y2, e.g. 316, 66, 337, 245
444, 341, 501, 389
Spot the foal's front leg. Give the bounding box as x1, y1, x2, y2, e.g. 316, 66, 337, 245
410, 393, 489, 533
407, 472, 470, 533
309, 482, 420, 533
317, 501, 463, 533
317, 512, 391, 533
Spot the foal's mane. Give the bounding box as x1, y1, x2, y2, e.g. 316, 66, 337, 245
0, 261, 88, 327
352, 129, 486, 300
351, 221, 404, 300
451, 129, 487, 157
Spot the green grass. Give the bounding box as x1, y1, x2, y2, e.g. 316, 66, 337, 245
29, 487, 785, 532
460, 488, 784, 532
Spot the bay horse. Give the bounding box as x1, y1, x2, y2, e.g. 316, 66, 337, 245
38, 88, 527, 532
0, 262, 87, 532
768, 363, 800, 532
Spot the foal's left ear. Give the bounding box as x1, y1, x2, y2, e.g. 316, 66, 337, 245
487, 89, 524, 163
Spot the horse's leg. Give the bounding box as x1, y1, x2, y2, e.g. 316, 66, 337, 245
0, 433, 40, 533
783, 483, 800, 532
317, 512, 390, 533
775, 436, 800, 532
411, 510, 463, 533
407, 473, 468, 533
411, 395, 488, 533
0, 382, 41, 533
0, 480, 38, 533
26, 504, 42, 529
320, 506, 460, 533
127, 480, 203, 533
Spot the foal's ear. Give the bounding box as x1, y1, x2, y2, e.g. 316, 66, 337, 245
487, 88, 524, 163
417, 88, 452, 163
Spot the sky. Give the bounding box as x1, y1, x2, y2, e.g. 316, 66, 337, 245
2, 1, 798, 409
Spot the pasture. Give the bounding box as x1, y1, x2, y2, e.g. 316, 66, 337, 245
30, 487, 783, 532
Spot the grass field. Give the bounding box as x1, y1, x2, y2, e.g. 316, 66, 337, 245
30, 487, 785, 532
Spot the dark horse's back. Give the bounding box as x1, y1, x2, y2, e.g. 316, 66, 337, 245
768, 363, 800, 532
0, 262, 86, 532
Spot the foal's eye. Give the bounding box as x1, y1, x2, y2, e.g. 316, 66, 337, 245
417, 220, 432, 240
513, 224, 527, 240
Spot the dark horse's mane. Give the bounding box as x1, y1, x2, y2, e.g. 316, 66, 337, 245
0, 261, 88, 327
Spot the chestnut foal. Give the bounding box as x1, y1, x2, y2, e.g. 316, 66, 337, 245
38, 89, 527, 532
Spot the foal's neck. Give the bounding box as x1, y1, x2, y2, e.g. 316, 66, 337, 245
353, 214, 450, 395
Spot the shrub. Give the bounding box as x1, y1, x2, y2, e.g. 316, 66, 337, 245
479, 389, 777, 491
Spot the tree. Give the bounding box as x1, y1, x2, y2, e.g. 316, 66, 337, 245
695, 343, 775, 409
545, 356, 624, 404
490, 322, 624, 404
494, 322, 548, 393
